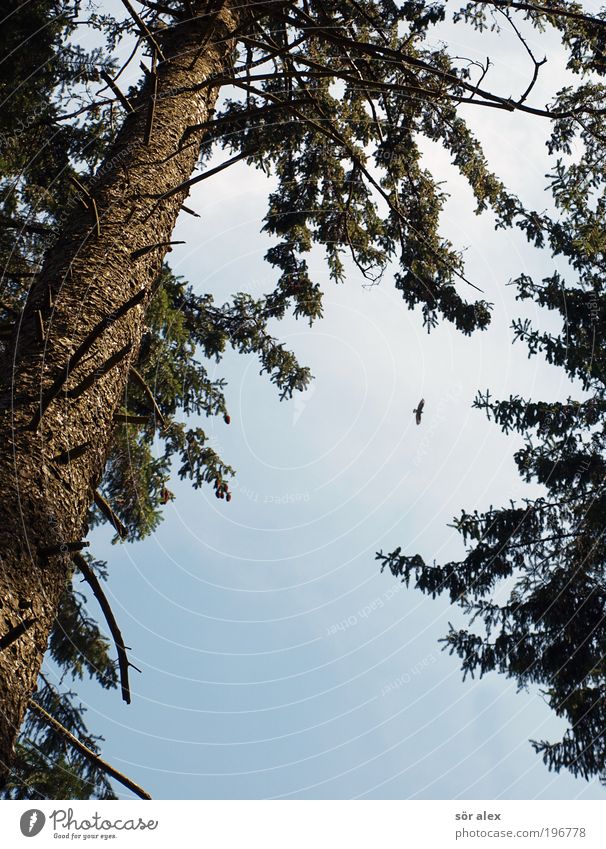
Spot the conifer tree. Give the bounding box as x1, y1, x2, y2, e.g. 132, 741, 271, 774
2, 0, 605, 796
379, 1, 606, 786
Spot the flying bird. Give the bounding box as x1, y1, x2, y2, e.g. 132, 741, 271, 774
413, 398, 425, 425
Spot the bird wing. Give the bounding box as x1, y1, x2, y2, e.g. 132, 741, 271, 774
415, 398, 424, 425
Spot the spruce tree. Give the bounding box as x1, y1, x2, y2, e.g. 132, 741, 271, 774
2, 0, 605, 796
379, 1, 606, 786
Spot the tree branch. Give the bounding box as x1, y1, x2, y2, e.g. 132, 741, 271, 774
276, 5, 606, 119
113, 412, 151, 425
151, 146, 258, 201
65, 342, 133, 400
39, 541, 89, 558
129, 367, 166, 428
28, 698, 150, 798
119, 0, 166, 61
73, 553, 136, 706
99, 70, 135, 114
131, 240, 185, 259
471, 0, 606, 29
236, 78, 484, 292
93, 491, 129, 540
0, 618, 37, 651
144, 53, 159, 144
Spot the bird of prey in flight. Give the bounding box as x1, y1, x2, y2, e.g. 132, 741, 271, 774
413, 398, 425, 425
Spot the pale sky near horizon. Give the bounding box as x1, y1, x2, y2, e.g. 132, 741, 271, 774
44, 2, 606, 800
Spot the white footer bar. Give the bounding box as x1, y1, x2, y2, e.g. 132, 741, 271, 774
1, 800, 604, 847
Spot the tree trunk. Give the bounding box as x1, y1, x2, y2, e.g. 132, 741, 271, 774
0, 4, 239, 784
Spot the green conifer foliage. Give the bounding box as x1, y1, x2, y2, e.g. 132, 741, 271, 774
380, 1, 606, 786
3, 0, 606, 796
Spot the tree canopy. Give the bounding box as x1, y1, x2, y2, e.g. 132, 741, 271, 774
2, 0, 606, 797
379, 1, 606, 787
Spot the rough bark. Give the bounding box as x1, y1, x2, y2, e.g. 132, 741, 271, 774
0, 3, 239, 784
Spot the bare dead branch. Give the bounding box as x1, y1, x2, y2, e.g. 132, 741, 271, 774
113, 412, 150, 425
53, 99, 116, 124
144, 53, 159, 144
180, 204, 200, 217
35, 311, 45, 344
93, 491, 129, 540
66, 342, 133, 400
53, 442, 91, 465
39, 541, 89, 558
99, 70, 135, 113
131, 240, 185, 259
498, 7, 547, 105
139, 0, 181, 15
119, 0, 166, 61
0, 618, 37, 651
91, 197, 101, 238
69, 174, 92, 202
73, 552, 134, 704
28, 698, 151, 797
152, 147, 258, 201
129, 367, 166, 428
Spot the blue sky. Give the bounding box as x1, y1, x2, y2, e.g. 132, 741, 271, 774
49, 3, 606, 800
